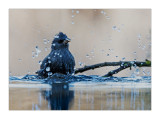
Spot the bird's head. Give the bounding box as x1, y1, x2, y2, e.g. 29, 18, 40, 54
51, 32, 71, 50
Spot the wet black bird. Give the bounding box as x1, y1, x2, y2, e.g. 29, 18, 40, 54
36, 32, 75, 78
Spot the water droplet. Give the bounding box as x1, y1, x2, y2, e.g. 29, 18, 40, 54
142, 45, 146, 50
91, 50, 94, 54
28, 71, 30, 74
59, 55, 62, 57
117, 28, 121, 32
18, 59, 22, 61
76, 11, 79, 14
48, 60, 51, 63
43, 39, 47, 44
46, 67, 50, 72
130, 61, 134, 65
32, 55, 35, 59
35, 53, 38, 57
32, 51, 35, 55
47, 40, 50, 43
39, 61, 42, 65
115, 56, 118, 58
35, 46, 41, 56
133, 52, 136, 55
72, 21, 75, 24
72, 10, 74, 13
48, 57, 50, 59
109, 49, 114, 52
54, 35, 59, 38
72, 15, 75, 18
138, 44, 141, 48
63, 85, 67, 89
137, 34, 141, 39
112, 26, 117, 30
101, 10, 104, 14
52, 43, 56, 46
45, 47, 48, 51
106, 16, 110, 19
147, 71, 150, 75
106, 54, 110, 56
122, 57, 125, 61
120, 63, 124, 67
48, 72, 52, 76
86, 54, 89, 58
78, 61, 83, 67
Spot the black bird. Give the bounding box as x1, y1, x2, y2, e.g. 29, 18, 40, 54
36, 32, 75, 78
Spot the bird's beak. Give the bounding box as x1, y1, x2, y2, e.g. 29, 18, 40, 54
63, 38, 71, 44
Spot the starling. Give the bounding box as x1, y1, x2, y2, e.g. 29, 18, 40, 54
36, 32, 75, 78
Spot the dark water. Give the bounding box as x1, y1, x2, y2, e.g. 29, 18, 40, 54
9, 75, 151, 110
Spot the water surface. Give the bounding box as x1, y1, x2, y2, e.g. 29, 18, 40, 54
9, 75, 151, 110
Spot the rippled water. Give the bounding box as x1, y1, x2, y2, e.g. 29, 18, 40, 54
9, 75, 151, 110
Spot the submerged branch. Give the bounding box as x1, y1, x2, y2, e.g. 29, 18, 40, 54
75, 60, 151, 76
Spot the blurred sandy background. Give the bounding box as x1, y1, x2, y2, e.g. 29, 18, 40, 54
9, 9, 151, 76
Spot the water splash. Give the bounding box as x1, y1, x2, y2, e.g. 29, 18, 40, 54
112, 26, 117, 30
137, 34, 141, 39
18, 59, 22, 61
101, 10, 104, 14
106, 16, 110, 19
45, 47, 48, 51
76, 11, 79, 14
39, 61, 42, 65
106, 54, 110, 56
71, 21, 75, 25
46, 67, 50, 72
48, 72, 52, 76
122, 57, 125, 61
35, 46, 41, 57
86, 54, 89, 58
10, 74, 151, 85
43, 39, 47, 44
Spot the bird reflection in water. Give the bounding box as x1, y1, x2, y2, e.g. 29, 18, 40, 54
42, 83, 74, 110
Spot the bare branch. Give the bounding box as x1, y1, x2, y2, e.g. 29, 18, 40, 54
75, 60, 151, 76
103, 66, 130, 77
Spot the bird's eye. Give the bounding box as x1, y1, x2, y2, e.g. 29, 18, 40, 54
58, 39, 64, 43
